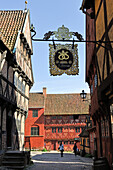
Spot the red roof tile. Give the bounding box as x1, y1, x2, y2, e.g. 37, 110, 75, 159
29, 92, 90, 115
0, 10, 27, 51
44, 94, 90, 115
29, 93, 44, 108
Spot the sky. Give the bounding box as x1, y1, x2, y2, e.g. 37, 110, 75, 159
1, 0, 90, 94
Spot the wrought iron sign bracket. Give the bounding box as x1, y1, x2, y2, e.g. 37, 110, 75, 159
30, 26, 113, 52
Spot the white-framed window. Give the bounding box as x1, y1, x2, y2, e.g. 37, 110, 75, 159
31, 126, 39, 136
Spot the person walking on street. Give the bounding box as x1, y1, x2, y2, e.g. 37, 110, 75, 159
73, 142, 77, 156
58, 142, 64, 157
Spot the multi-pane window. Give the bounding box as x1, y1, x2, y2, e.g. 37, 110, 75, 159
64, 141, 68, 145
58, 127, 62, 133
14, 75, 25, 94
31, 127, 39, 136
70, 141, 74, 144
52, 116, 56, 120
14, 74, 18, 87
32, 110, 38, 117
69, 116, 73, 119
18, 79, 21, 91
22, 83, 25, 94
58, 116, 62, 119
52, 127, 56, 133
75, 127, 80, 133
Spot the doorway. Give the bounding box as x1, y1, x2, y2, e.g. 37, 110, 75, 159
7, 115, 12, 147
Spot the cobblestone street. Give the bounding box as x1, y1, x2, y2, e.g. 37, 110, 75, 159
26, 151, 93, 170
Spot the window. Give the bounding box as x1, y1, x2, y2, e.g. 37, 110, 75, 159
64, 141, 68, 145
70, 141, 74, 144
75, 127, 80, 133
14, 74, 18, 87
22, 83, 25, 94
52, 116, 56, 120
58, 116, 62, 119
94, 74, 98, 87
33, 110, 38, 117
58, 141, 62, 144
18, 79, 21, 91
58, 127, 62, 133
52, 127, 56, 133
69, 116, 73, 119
31, 127, 39, 136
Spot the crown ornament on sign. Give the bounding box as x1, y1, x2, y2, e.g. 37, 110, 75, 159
43, 25, 84, 41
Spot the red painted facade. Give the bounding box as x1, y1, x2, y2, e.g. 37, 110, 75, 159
44, 115, 86, 151
25, 108, 45, 150
25, 110, 86, 151
24, 90, 89, 151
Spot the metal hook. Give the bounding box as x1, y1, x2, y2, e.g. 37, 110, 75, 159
52, 38, 56, 49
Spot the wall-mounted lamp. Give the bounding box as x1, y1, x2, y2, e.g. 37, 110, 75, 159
80, 90, 87, 101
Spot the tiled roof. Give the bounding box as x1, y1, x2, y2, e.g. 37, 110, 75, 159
0, 10, 27, 51
29, 93, 45, 108
45, 93, 89, 115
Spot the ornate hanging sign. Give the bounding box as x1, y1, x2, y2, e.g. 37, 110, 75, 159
49, 44, 78, 76
43, 25, 80, 76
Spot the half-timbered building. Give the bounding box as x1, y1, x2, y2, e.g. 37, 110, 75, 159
81, 0, 113, 168
0, 9, 34, 152
25, 88, 90, 151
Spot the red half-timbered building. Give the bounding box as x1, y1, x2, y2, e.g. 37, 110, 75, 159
25, 88, 89, 151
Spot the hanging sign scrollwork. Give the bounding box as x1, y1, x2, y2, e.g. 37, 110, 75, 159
47, 25, 79, 76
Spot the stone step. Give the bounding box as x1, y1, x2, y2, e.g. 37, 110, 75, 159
5, 151, 25, 156
2, 161, 24, 166
3, 156, 25, 160
2, 165, 24, 169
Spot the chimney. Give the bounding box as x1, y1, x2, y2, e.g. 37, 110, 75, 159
43, 87, 47, 97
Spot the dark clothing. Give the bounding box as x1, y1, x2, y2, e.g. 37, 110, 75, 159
73, 143, 77, 156
61, 150, 63, 157
59, 143, 64, 157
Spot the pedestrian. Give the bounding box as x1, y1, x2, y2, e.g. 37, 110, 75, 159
58, 142, 64, 157
73, 142, 77, 156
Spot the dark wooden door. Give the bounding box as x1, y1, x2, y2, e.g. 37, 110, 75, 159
7, 115, 12, 147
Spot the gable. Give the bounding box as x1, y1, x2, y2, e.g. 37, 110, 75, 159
22, 10, 33, 53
